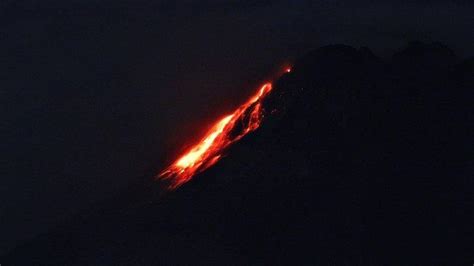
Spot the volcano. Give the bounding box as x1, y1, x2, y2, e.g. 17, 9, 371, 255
3, 43, 473, 265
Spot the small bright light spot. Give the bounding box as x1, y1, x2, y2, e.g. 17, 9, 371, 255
286, 67, 292, 73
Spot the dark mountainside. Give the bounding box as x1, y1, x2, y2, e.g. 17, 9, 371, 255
3, 42, 473, 265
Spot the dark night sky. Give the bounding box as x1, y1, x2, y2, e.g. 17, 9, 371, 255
1, 0, 473, 255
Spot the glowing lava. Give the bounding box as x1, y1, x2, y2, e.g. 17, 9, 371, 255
158, 83, 273, 189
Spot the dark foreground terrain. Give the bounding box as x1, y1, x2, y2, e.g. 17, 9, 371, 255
3, 42, 473, 265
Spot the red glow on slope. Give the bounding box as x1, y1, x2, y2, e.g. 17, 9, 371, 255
158, 83, 273, 189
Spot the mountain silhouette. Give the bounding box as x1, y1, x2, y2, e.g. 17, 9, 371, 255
3, 42, 473, 265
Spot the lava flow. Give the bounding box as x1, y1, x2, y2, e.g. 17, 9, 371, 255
158, 82, 273, 189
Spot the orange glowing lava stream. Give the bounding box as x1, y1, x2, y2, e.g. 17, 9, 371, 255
158, 82, 273, 189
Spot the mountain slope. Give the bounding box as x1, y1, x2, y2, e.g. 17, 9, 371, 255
3, 42, 473, 265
